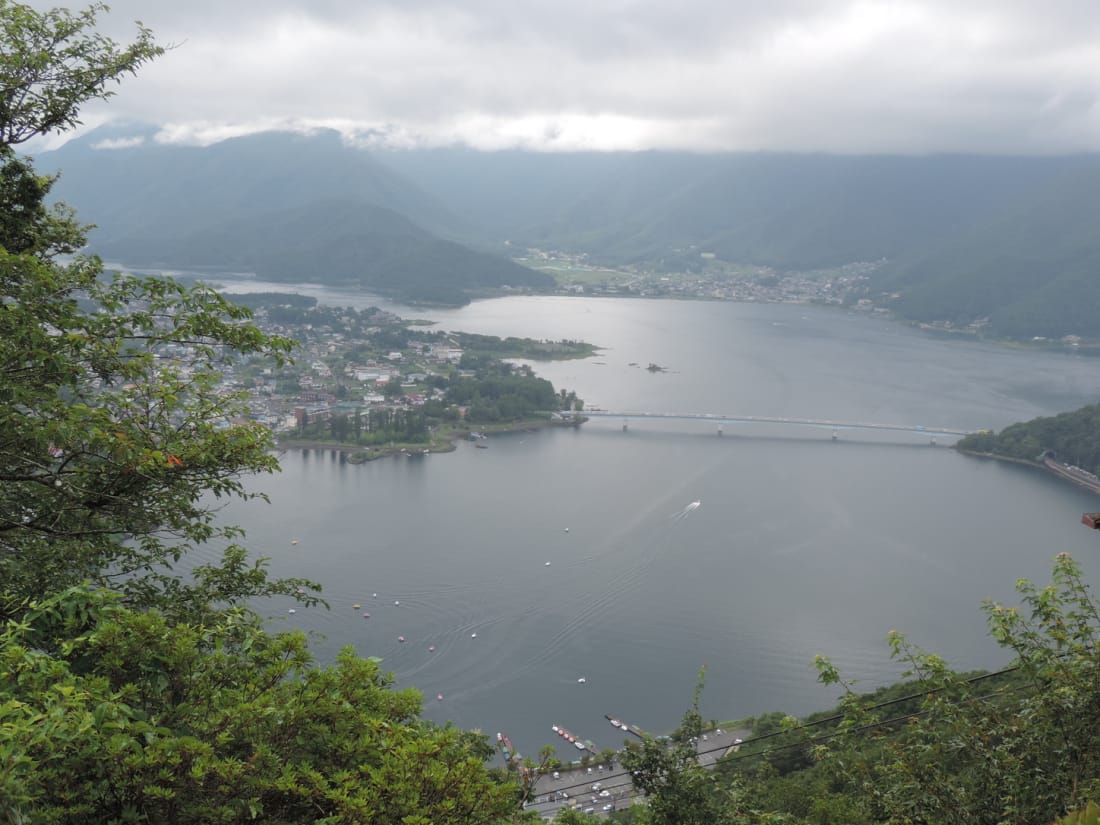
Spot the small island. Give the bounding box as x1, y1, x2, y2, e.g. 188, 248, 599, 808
221, 293, 592, 458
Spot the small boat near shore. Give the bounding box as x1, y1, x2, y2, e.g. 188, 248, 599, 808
606, 713, 641, 737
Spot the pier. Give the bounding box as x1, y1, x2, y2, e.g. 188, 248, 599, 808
604, 713, 644, 739
552, 723, 600, 755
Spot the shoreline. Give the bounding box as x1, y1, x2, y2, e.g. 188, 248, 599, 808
956, 448, 1100, 497
277, 415, 585, 460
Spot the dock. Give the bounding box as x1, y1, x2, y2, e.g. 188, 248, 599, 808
605, 713, 644, 739
552, 724, 600, 754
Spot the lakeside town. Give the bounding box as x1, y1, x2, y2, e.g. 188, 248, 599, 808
521, 247, 884, 308
197, 256, 1091, 457
205, 295, 591, 456
524, 249, 1092, 347
211, 257, 898, 455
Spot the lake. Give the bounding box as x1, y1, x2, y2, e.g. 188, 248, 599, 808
209, 285, 1100, 759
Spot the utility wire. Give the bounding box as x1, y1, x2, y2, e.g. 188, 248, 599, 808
536, 662, 1026, 798
720, 682, 1032, 766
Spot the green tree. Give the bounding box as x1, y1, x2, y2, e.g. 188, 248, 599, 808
0, 0, 161, 146
330, 412, 350, 441
0, 1, 305, 612
621, 668, 741, 825
815, 553, 1100, 825
1, 587, 515, 823
0, 5, 522, 822
383, 379, 403, 400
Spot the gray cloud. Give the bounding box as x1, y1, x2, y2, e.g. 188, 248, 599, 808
24, 0, 1100, 153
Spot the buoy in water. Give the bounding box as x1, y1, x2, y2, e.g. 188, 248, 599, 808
428, 645, 436, 652
288, 609, 296, 614
564, 527, 569, 533
398, 636, 406, 643
372, 593, 378, 598
437, 693, 444, 701
353, 603, 360, 609
394, 600, 400, 606
471, 632, 477, 638
545, 561, 551, 566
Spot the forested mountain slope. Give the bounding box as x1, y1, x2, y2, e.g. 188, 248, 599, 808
38, 128, 549, 304
38, 130, 1100, 333
958, 403, 1100, 474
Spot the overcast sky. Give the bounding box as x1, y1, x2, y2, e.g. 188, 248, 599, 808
27, 0, 1100, 154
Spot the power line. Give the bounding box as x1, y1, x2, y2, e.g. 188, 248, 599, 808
695, 662, 1025, 764
535, 663, 1026, 799
720, 683, 1031, 767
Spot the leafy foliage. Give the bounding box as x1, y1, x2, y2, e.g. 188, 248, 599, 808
445, 363, 559, 422
813, 553, 1100, 825
621, 668, 742, 825
0, 150, 306, 610
1, 588, 515, 824
1059, 801, 1100, 825
0, 0, 161, 146
0, 5, 523, 823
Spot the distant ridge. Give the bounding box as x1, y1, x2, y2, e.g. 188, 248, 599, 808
105, 197, 551, 305
39, 127, 463, 240
379, 148, 1100, 337
38, 128, 547, 305
35, 128, 1100, 333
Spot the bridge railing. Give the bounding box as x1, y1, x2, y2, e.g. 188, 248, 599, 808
572, 410, 973, 437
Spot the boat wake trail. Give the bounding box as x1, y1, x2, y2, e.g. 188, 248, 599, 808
672, 500, 701, 520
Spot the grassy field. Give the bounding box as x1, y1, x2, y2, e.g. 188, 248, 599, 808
516, 259, 635, 287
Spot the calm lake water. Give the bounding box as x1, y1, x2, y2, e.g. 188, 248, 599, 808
210, 284, 1100, 758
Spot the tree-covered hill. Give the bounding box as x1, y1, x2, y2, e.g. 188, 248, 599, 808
41, 126, 1100, 335
614, 553, 1100, 825
378, 149, 1073, 271
38, 128, 552, 305
91, 196, 553, 305
873, 160, 1100, 338
381, 147, 1100, 338
958, 402, 1100, 474
39, 125, 465, 241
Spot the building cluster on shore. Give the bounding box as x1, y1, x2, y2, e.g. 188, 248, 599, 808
526, 247, 881, 307
211, 304, 463, 438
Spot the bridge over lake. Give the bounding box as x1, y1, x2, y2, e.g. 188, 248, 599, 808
577, 410, 975, 439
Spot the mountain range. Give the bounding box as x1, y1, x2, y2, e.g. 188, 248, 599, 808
34, 126, 1100, 333
36, 127, 549, 305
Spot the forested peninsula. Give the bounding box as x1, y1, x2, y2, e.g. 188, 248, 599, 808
215, 292, 593, 458
958, 403, 1100, 479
